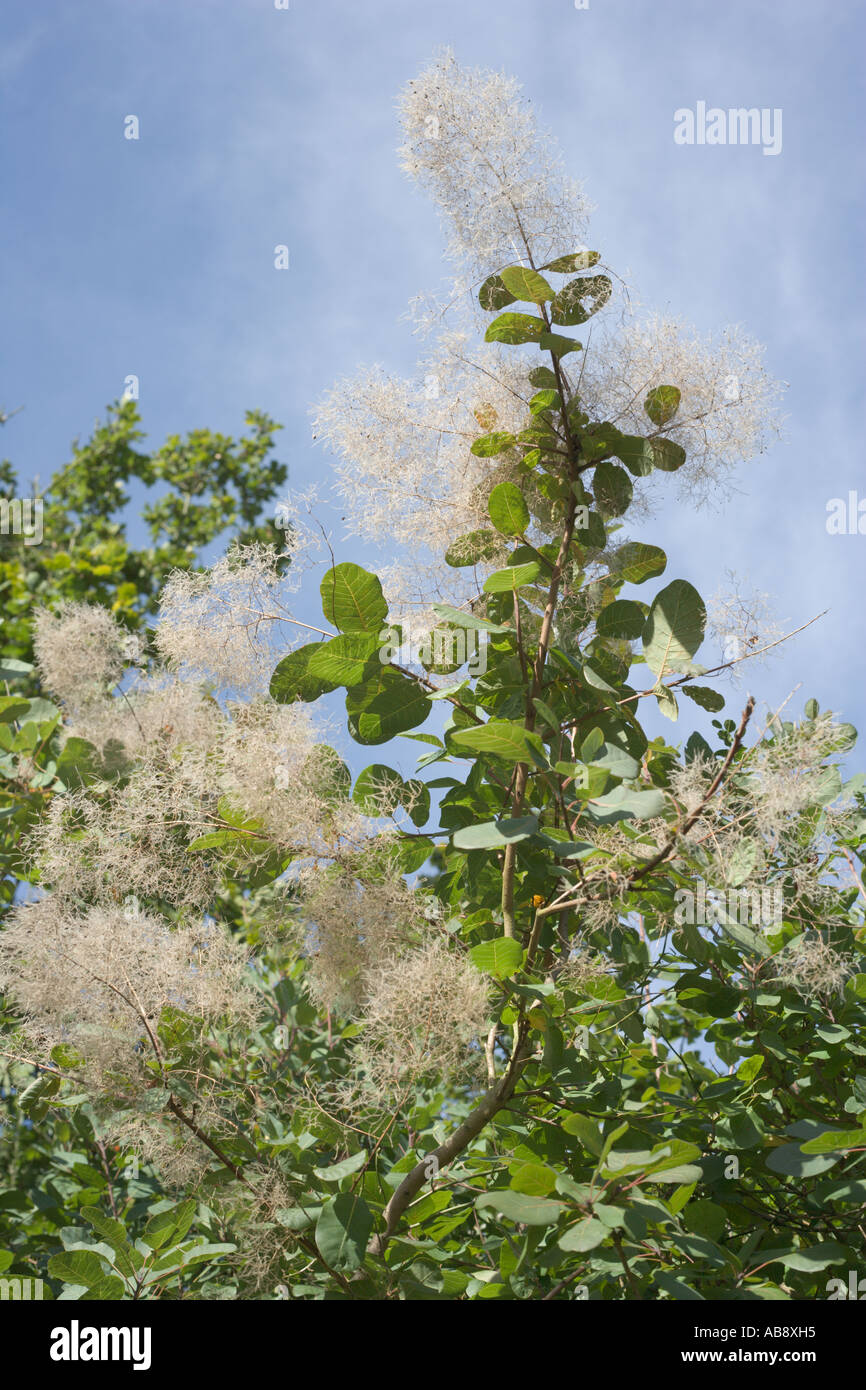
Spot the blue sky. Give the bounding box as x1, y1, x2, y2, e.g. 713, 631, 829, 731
2, 0, 864, 763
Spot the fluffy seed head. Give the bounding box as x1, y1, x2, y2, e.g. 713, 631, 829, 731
398, 48, 592, 281
33, 601, 139, 712
352, 937, 490, 1097
0, 898, 256, 1083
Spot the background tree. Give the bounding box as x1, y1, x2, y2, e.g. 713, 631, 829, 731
0, 403, 285, 1297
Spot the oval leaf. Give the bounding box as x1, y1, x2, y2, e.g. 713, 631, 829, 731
488, 482, 530, 537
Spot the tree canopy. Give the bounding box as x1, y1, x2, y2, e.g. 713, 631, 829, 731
1, 52, 863, 1308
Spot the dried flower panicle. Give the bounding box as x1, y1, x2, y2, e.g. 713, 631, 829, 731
33, 600, 141, 713
351, 938, 490, 1098
301, 869, 431, 1013
771, 935, 854, 1001
398, 48, 592, 282
314, 53, 784, 620
577, 314, 783, 509
155, 543, 292, 698
0, 898, 255, 1084
707, 573, 784, 674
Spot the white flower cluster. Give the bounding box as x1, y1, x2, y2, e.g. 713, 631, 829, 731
397, 48, 592, 282
314, 53, 784, 622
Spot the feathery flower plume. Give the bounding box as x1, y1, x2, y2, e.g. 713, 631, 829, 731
0, 898, 255, 1083
577, 314, 784, 507
156, 543, 291, 698
352, 937, 490, 1097
301, 870, 430, 1013
771, 935, 854, 1001
33, 601, 140, 713
707, 572, 784, 672
398, 48, 592, 282
313, 333, 527, 568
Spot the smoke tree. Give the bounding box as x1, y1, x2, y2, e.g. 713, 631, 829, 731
2, 52, 865, 1302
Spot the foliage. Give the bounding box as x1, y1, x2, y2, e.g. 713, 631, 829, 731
0, 402, 285, 1296
1, 57, 863, 1304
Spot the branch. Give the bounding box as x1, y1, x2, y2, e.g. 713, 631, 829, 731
368, 1022, 531, 1258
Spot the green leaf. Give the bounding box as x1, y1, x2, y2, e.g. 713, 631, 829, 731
346, 670, 432, 745
652, 1165, 704, 1184
48, 1250, 107, 1289
469, 936, 526, 978
315, 1194, 374, 1272
452, 814, 539, 850
451, 720, 546, 764
471, 431, 517, 457
532, 697, 561, 732
682, 1200, 727, 1242
0, 699, 30, 725
574, 508, 606, 548
717, 914, 771, 957
590, 743, 640, 779
353, 764, 413, 816
80, 1209, 138, 1281
19, 696, 61, 723
541, 250, 601, 273
483, 562, 540, 593
612, 435, 655, 477
81, 1274, 128, 1300
488, 482, 530, 537
528, 366, 560, 389
141, 1200, 197, 1251
800, 1128, 866, 1154
726, 840, 759, 886
320, 562, 388, 633
644, 1141, 703, 1175
650, 437, 687, 472
50, 1043, 84, 1070
642, 579, 706, 678
737, 1055, 765, 1084
509, 1162, 557, 1197
583, 784, 666, 824
0, 658, 33, 680
561, 1113, 603, 1155
765, 1144, 839, 1177
313, 1151, 368, 1182
18, 1073, 61, 1121
276, 1206, 320, 1231
654, 1272, 705, 1301
479, 274, 517, 312
270, 642, 341, 704
592, 461, 633, 517
558, 1217, 607, 1252
530, 389, 561, 415
597, 1121, 629, 1169
475, 1192, 563, 1225
655, 685, 679, 721
498, 265, 554, 303
644, 385, 682, 426
307, 632, 381, 687
681, 684, 725, 713
550, 275, 612, 325
781, 1243, 850, 1272
538, 332, 582, 357
484, 313, 545, 345
611, 542, 667, 585
595, 599, 646, 641
444, 529, 502, 568
431, 603, 511, 634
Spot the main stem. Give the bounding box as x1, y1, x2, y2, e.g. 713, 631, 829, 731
501, 335, 581, 938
